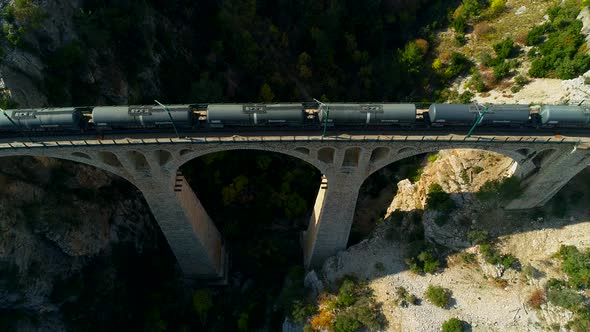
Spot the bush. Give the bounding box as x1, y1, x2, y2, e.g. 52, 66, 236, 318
555, 245, 590, 290
424, 285, 452, 308
477, 177, 522, 201
405, 249, 440, 275
526, 24, 547, 46
486, 0, 506, 17
493, 61, 511, 82
336, 279, 357, 307
333, 315, 361, 332
467, 229, 489, 245
460, 252, 476, 264
442, 317, 464, 332
547, 288, 584, 310
493, 38, 515, 59
426, 184, 456, 212
394, 286, 418, 307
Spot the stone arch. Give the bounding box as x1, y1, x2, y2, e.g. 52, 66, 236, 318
532, 148, 557, 168
98, 151, 123, 168
154, 149, 172, 166
295, 147, 310, 156
367, 145, 524, 182
126, 151, 150, 171
370, 147, 390, 163
342, 147, 362, 167
318, 147, 335, 165
515, 148, 533, 158
179, 149, 193, 156
71, 152, 91, 160
397, 147, 416, 154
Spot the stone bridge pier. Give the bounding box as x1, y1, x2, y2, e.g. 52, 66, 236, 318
0, 136, 588, 278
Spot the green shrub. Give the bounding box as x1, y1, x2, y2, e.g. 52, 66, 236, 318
442, 317, 464, 332
336, 279, 357, 307
333, 314, 361, 332
472, 166, 484, 174
460, 252, 477, 264
555, 245, 590, 290
425, 285, 452, 308
477, 177, 522, 201
467, 229, 489, 245
493, 38, 515, 59
526, 24, 548, 46
493, 61, 511, 82
426, 184, 456, 212
467, 71, 486, 92
394, 286, 418, 307
444, 52, 472, 79
405, 249, 440, 275
292, 301, 317, 323
547, 288, 584, 310
427, 153, 439, 163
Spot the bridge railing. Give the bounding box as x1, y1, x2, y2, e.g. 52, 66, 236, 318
0, 134, 584, 150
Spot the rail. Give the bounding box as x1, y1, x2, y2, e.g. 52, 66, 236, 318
0, 134, 585, 150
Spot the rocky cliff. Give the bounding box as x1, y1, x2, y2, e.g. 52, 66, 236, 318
0, 157, 175, 330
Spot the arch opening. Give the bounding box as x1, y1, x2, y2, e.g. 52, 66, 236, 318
154, 149, 172, 166
343, 147, 362, 167
370, 147, 390, 163
126, 151, 150, 171
515, 148, 532, 158
98, 151, 122, 167
318, 147, 335, 164
295, 147, 310, 156
71, 152, 91, 160
532, 149, 557, 168
178, 149, 322, 320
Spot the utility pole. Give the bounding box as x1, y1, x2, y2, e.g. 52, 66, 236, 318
0, 108, 34, 143
154, 100, 181, 139
313, 98, 330, 137
466, 103, 489, 138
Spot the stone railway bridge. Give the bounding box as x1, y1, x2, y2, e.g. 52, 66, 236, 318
0, 134, 589, 279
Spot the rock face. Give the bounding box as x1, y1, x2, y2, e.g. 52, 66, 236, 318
561, 69, 590, 104
0, 156, 163, 329
386, 149, 515, 249
578, 6, 590, 55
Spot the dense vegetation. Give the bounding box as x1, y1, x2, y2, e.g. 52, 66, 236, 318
527, 0, 590, 79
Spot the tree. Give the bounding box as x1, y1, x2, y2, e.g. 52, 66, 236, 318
193, 288, 213, 324
442, 318, 464, 332
259, 83, 275, 102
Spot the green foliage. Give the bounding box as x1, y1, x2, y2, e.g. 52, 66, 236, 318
472, 165, 484, 174
292, 301, 317, 323
426, 184, 456, 212
444, 52, 472, 79
425, 285, 452, 308
493, 38, 516, 59
555, 245, 590, 290
467, 71, 486, 92
192, 289, 213, 323
442, 317, 464, 332
492, 61, 511, 82
467, 229, 489, 245
428, 154, 439, 163
333, 315, 361, 332
486, 0, 506, 17
547, 288, 585, 310
336, 279, 358, 307
460, 252, 476, 264
477, 177, 522, 202
394, 286, 418, 307
479, 243, 518, 268
527, 2, 590, 79
1, 0, 45, 47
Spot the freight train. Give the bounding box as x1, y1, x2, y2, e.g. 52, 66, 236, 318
0, 102, 589, 134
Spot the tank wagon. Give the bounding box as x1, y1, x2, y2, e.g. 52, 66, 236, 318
319, 103, 416, 126
207, 104, 304, 128
428, 104, 530, 126
92, 105, 192, 129
539, 105, 590, 127
1, 102, 590, 135
0, 108, 82, 131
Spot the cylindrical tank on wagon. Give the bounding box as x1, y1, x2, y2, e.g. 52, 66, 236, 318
318, 103, 416, 125
478, 104, 530, 125
427, 104, 475, 126
540, 105, 590, 127
92, 105, 191, 128
428, 104, 530, 126
0, 108, 82, 131
207, 104, 304, 127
